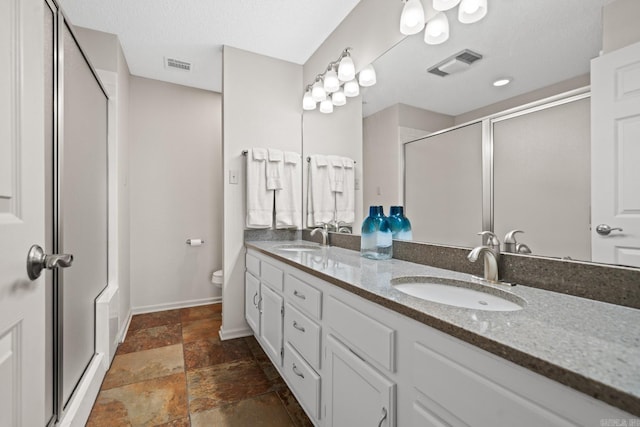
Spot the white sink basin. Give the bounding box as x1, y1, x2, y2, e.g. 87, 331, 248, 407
391, 276, 525, 312
273, 243, 321, 252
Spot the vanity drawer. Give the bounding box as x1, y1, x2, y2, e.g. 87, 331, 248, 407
284, 342, 321, 420
285, 274, 322, 319
246, 252, 260, 277
261, 261, 284, 292
285, 303, 321, 370
326, 296, 396, 372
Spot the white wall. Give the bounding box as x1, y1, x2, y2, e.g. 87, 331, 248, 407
222, 46, 302, 339
130, 76, 222, 312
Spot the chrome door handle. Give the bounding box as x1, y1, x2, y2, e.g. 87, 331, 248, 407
596, 224, 623, 236
292, 363, 305, 379
26, 244, 74, 280
293, 321, 306, 332
293, 290, 306, 300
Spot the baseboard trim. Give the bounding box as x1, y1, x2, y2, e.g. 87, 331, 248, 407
219, 325, 253, 341
118, 309, 132, 344
57, 353, 106, 427
132, 296, 222, 315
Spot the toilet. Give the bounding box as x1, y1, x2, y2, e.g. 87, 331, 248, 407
211, 269, 223, 288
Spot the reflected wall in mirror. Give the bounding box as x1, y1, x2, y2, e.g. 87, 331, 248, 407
358, 0, 640, 267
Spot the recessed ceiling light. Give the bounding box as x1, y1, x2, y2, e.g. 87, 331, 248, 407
493, 78, 512, 87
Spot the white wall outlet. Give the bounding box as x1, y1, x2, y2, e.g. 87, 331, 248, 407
229, 170, 238, 184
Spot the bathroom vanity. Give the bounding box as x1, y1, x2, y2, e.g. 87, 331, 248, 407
244, 240, 639, 426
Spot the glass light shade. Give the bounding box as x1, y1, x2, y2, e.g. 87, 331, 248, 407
344, 79, 360, 97
358, 64, 377, 87
338, 56, 355, 81
424, 11, 449, 45
332, 89, 346, 106
458, 0, 487, 23
323, 68, 340, 93
433, 0, 460, 11
400, 0, 426, 35
311, 80, 327, 102
302, 91, 316, 110
319, 98, 334, 114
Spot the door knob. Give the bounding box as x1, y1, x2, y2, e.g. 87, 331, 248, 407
26, 244, 74, 280
595, 224, 623, 236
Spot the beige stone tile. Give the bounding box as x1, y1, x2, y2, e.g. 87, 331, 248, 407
190, 393, 294, 427
117, 324, 182, 355
180, 304, 222, 323
182, 318, 221, 343
102, 344, 184, 390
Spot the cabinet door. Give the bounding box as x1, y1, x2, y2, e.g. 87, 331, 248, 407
245, 272, 260, 335
325, 334, 395, 427
260, 284, 284, 366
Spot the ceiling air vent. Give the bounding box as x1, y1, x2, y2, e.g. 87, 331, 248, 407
165, 57, 191, 71
427, 49, 482, 77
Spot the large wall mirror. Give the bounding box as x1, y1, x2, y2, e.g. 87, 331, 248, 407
355, 0, 639, 267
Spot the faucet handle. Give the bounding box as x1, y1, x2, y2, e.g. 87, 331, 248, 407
478, 231, 500, 252
504, 230, 524, 243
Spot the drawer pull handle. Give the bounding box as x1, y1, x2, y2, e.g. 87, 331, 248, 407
253, 292, 258, 307
293, 290, 306, 300
377, 407, 387, 427
292, 363, 305, 379
293, 321, 306, 333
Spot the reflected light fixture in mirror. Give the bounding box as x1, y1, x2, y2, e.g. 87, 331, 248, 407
493, 77, 512, 87
332, 89, 347, 106
324, 67, 340, 93
311, 80, 326, 102
344, 79, 360, 97
359, 64, 377, 87
424, 11, 450, 44
320, 98, 334, 113
338, 54, 355, 81
400, 0, 426, 35
459, 0, 488, 24
302, 90, 316, 110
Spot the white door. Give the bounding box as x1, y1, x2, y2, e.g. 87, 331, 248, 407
260, 284, 283, 366
245, 272, 261, 335
591, 41, 640, 267
0, 0, 46, 425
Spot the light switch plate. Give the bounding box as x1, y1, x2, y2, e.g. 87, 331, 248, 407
229, 170, 238, 184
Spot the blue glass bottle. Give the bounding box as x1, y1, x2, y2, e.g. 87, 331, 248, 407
389, 206, 413, 241
361, 206, 393, 260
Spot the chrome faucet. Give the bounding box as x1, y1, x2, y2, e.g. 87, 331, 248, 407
467, 246, 500, 284
311, 224, 330, 246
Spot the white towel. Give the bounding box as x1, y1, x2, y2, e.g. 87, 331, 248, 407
306, 155, 334, 227
246, 148, 273, 228
327, 155, 345, 193
275, 151, 302, 229
336, 157, 355, 224
266, 148, 283, 190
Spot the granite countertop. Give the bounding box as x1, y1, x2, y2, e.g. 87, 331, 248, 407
246, 240, 640, 416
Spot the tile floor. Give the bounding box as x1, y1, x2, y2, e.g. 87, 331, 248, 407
87, 304, 313, 427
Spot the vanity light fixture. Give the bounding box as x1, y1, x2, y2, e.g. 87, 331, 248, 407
320, 97, 334, 114
433, 0, 461, 11
493, 77, 512, 87
344, 79, 360, 97
458, 0, 488, 24
400, 0, 426, 35
424, 11, 450, 44
311, 79, 327, 102
359, 64, 377, 87
398, 0, 488, 46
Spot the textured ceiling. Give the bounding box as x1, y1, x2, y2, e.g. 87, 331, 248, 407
59, 0, 361, 92
362, 0, 606, 117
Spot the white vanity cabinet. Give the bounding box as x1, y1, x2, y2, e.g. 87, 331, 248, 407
244, 271, 260, 335
245, 247, 634, 427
